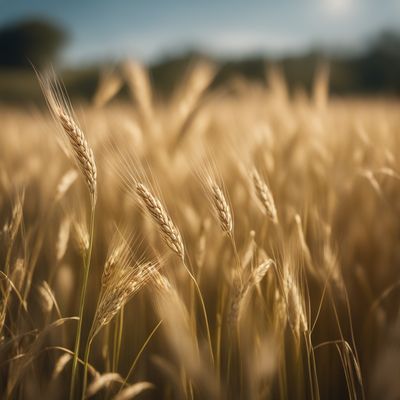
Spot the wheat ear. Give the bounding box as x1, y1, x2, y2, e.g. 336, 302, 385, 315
210, 183, 233, 235
252, 169, 278, 223
57, 109, 97, 199
136, 183, 184, 259
38, 73, 97, 202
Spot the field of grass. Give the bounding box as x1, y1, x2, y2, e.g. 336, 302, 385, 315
1, 62, 400, 400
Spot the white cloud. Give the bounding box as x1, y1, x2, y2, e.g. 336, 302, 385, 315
322, 0, 355, 16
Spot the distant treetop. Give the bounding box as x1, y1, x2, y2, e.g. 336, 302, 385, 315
0, 19, 67, 69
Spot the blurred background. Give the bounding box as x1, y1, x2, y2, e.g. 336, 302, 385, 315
0, 0, 399, 103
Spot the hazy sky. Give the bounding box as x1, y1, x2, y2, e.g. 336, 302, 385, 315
0, 0, 399, 65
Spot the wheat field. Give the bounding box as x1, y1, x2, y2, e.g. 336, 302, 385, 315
1, 62, 400, 400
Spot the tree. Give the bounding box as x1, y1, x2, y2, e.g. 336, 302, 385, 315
0, 19, 67, 68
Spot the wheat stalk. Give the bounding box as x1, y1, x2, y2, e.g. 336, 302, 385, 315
93, 237, 160, 336
94, 263, 156, 332
228, 258, 273, 325
83, 243, 159, 398
37, 71, 98, 400
93, 68, 123, 108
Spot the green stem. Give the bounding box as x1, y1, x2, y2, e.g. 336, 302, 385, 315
182, 258, 214, 365
82, 335, 94, 399
112, 309, 124, 371
69, 204, 95, 400
112, 317, 118, 372
104, 325, 111, 371
119, 320, 163, 393
116, 307, 124, 368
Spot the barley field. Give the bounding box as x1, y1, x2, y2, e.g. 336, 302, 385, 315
1, 62, 400, 400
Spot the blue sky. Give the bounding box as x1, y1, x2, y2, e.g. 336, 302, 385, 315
0, 0, 399, 65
